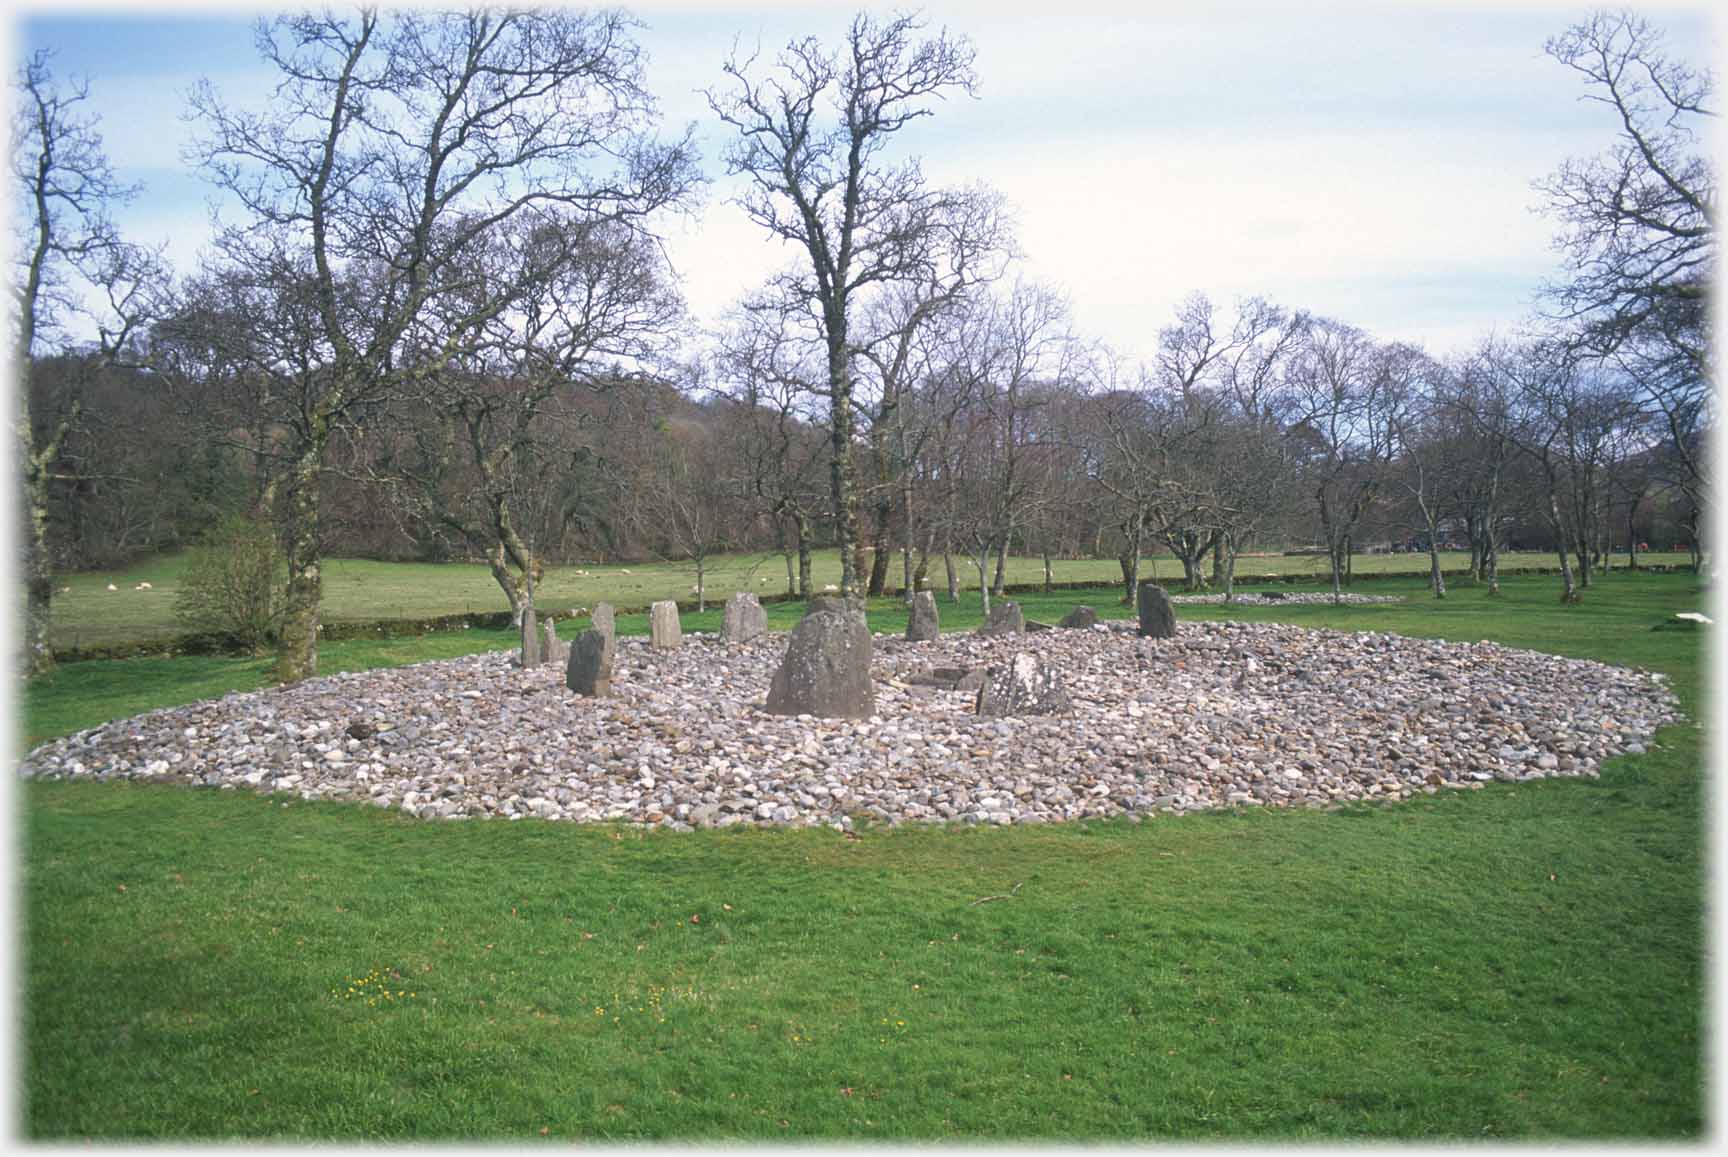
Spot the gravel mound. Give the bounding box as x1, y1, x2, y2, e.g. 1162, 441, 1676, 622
19, 621, 1679, 830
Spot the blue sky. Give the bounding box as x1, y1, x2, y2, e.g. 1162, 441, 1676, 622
11, 1, 1719, 364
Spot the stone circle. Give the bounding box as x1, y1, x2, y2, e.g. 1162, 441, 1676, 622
18, 620, 1678, 831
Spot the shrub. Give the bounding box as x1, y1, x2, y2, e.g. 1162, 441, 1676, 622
172, 517, 287, 654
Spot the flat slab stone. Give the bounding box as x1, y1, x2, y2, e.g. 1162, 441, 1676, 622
976, 651, 1071, 716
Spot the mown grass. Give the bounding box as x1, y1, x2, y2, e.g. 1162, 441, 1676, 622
17, 571, 1708, 1139
45, 547, 1694, 651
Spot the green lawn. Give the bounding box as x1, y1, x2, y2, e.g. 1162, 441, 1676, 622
43, 547, 1695, 652
17, 571, 1708, 1139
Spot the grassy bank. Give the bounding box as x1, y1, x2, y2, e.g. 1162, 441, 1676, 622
43, 548, 1695, 652
18, 571, 1707, 1139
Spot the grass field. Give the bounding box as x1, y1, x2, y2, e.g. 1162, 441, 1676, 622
42, 547, 1696, 652
16, 570, 1708, 1139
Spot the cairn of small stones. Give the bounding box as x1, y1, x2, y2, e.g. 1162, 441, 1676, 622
20, 620, 1679, 832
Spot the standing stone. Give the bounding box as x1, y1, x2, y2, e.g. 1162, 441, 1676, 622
590, 602, 616, 641
566, 628, 615, 697
976, 652, 1071, 716
1137, 583, 1176, 638
519, 606, 541, 667
721, 591, 768, 644
905, 590, 939, 641
1059, 605, 1098, 630
649, 600, 681, 650
977, 601, 1024, 637
807, 594, 867, 619
765, 604, 874, 719
541, 617, 565, 666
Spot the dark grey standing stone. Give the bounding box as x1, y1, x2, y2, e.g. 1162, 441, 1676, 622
976, 652, 1071, 716
765, 605, 874, 719
906, 591, 939, 641
721, 591, 768, 644
590, 602, 616, 640
566, 628, 615, 697
977, 601, 1024, 637
1137, 584, 1176, 638
649, 600, 681, 650
519, 606, 541, 667
1059, 605, 1098, 630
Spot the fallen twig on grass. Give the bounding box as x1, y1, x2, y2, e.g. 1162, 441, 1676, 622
970, 881, 1023, 906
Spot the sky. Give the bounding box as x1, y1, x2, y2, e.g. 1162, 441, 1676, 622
9, 0, 1721, 367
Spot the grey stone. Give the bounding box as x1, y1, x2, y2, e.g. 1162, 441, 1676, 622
765, 605, 874, 719
541, 617, 566, 667
1025, 618, 1053, 632
566, 628, 615, 697
1059, 605, 1098, 630
721, 591, 768, 644
807, 594, 867, 618
589, 602, 616, 641
649, 600, 681, 650
976, 652, 1071, 716
1137, 584, 1176, 638
520, 606, 541, 667
977, 601, 1024, 637
906, 590, 940, 641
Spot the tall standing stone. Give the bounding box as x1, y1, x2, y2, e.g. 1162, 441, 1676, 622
1137, 583, 1176, 638
977, 601, 1025, 637
590, 602, 615, 641
721, 591, 768, 644
649, 600, 682, 650
566, 628, 615, 696
765, 604, 874, 719
541, 617, 565, 666
519, 605, 541, 667
905, 590, 939, 641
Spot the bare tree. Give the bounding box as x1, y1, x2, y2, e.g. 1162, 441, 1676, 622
379, 214, 683, 623
1537, 9, 1713, 567
707, 10, 979, 595
10, 51, 162, 677
178, 8, 696, 683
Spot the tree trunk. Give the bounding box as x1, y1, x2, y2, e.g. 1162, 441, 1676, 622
22, 494, 56, 678
827, 330, 860, 595
1042, 545, 1053, 594
1427, 543, 1446, 598
990, 535, 1008, 597
795, 510, 813, 599
275, 452, 324, 684
867, 502, 891, 595
975, 550, 991, 618
1220, 533, 1240, 601
1120, 513, 1144, 607
487, 542, 529, 622
696, 556, 706, 613
943, 547, 959, 603
1550, 492, 1579, 602
1626, 506, 1640, 571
